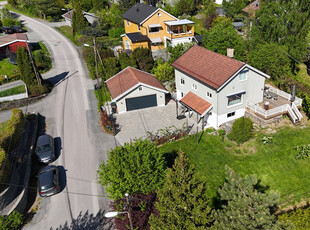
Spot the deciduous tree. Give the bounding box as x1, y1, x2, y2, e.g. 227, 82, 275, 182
149, 151, 212, 230
152, 58, 174, 82
98, 139, 166, 200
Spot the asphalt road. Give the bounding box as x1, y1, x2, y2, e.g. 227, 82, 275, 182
0, 2, 116, 229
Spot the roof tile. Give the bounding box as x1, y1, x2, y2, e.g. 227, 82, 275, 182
106, 67, 167, 99
0, 33, 28, 47
172, 45, 244, 90
180, 91, 212, 115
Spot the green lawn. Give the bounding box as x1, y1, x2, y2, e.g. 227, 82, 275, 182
0, 85, 26, 97
160, 126, 310, 208
191, 16, 207, 35
0, 59, 19, 79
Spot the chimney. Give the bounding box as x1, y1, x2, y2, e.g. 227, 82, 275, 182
227, 48, 234, 58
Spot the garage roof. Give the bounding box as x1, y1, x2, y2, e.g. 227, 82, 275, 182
105, 67, 168, 100
180, 91, 212, 116
0, 33, 28, 48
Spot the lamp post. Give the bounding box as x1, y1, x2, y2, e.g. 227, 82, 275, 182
104, 211, 134, 230
84, 40, 100, 89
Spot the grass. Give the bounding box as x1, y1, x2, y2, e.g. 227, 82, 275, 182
293, 64, 310, 88
0, 85, 26, 97
55, 26, 80, 46
191, 16, 207, 35
0, 59, 19, 79
160, 126, 310, 208
5, 4, 37, 18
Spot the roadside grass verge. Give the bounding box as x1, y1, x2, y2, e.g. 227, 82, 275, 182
0, 85, 26, 97
5, 4, 37, 19
160, 126, 310, 208
55, 26, 80, 46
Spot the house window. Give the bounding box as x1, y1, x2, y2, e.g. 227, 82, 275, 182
207, 92, 212, 98
227, 93, 243, 106
139, 86, 142, 91
239, 71, 247, 81
149, 27, 160, 33
126, 20, 130, 26
181, 92, 184, 97
137, 25, 140, 31
192, 84, 197, 90
227, 112, 235, 118
158, 12, 161, 16
125, 40, 130, 50
181, 77, 185, 85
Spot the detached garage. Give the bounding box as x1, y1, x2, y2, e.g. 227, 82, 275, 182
106, 67, 169, 113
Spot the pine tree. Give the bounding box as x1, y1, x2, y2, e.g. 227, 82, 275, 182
72, 1, 88, 35
213, 166, 292, 230
149, 151, 212, 230
17, 47, 36, 86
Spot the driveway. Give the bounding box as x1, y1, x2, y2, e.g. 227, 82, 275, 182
114, 100, 204, 145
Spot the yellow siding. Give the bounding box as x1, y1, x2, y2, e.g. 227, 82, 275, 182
122, 8, 195, 51
124, 19, 141, 33
122, 36, 149, 50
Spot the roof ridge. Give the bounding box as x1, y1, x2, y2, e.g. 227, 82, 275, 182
128, 67, 140, 83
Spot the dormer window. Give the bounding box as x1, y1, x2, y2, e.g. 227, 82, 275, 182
126, 20, 130, 26
158, 12, 161, 16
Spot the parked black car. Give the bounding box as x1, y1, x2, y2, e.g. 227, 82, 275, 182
38, 165, 60, 197
36, 134, 55, 163
0, 26, 13, 34
11, 25, 23, 33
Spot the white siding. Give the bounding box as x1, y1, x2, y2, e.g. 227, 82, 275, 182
116, 85, 166, 113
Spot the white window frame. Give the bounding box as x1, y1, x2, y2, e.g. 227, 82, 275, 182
227, 93, 243, 107
181, 77, 185, 85
239, 71, 247, 82
192, 83, 197, 91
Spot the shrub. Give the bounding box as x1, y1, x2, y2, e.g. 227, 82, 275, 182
131, 47, 154, 73
108, 27, 125, 38
278, 206, 310, 229
33, 50, 52, 72
118, 53, 137, 70
228, 117, 253, 144
0, 210, 24, 230
27, 84, 49, 96
1, 18, 21, 27
98, 139, 166, 199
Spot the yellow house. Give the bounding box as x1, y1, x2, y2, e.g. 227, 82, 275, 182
121, 3, 195, 51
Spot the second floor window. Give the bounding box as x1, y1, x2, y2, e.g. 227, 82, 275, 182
181, 78, 185, 85
239, 71, 247, 81
207, 92, 212, 98
192, 84, 197, 90
150, 27, 160, 33
227, 93, 243, 106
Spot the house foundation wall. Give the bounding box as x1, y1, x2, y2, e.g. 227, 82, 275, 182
244, 111, 282, 127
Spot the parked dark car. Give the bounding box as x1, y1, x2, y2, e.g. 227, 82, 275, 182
0, 26, 13, 34
38, 165, 60, 197
11, 25, 23, 33
36, 134, 55, 163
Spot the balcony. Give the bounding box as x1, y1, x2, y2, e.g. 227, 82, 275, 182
246, 84, 303, 124
165, 19, 194, 39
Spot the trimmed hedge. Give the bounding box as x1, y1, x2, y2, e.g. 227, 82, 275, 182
228, 117, 254, 144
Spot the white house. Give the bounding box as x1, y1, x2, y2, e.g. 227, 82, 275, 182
172, 45, 270, 129
105, 67, 169, 113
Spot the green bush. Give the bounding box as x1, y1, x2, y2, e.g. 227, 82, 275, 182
278, 206, 310, 229
1, 18, 21, 27
0, 210, 24, 230
228, 117, 254, 144
27, 84, 49, 96
108, 27, 125, 39
33, 49, 52, 73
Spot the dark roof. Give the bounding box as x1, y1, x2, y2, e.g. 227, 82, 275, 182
180, 92, 212, 115
125, 32, 149, 42
122, 3, 158, 25
106, 67, 167, 99
172, 45, 245, 90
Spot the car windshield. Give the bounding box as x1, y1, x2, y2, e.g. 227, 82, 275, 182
37, 144, 51, 153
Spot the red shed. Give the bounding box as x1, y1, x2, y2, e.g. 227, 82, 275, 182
0, 33, 29, 54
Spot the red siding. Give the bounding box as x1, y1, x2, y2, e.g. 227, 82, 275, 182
8, 42, 27, 53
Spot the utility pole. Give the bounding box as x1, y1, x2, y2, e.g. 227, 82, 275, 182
26, 42, 41, 86
93, 38, 100, 89
125, 193, 134, 230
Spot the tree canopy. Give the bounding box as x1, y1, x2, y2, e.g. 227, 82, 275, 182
213, 166, 291, 229
149, 151, 212, 229
97, 139, 166, 200
131, 47, 154, 73
202, 18, 246, 61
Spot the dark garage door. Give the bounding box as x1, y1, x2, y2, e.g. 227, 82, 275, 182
126, 94, 157, 111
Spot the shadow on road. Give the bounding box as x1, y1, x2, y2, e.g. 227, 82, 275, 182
57, 165, 67, 193
48, 72, 70, 86
54, 137, 62, 161
51, 209, 113, 230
